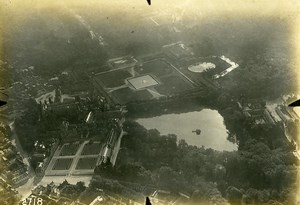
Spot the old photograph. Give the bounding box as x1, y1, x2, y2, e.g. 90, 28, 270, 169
0, 0, 299, 204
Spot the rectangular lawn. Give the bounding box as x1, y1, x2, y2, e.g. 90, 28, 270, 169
94, 70, 132, 88
76, 157, 98, 170
59, 143, 80, 156
156, 75, 193, 95
81, 142, 102, 155
52, 158, 73, 170
135, 59, 174, 76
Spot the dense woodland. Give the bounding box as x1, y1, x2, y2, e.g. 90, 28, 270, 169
95, 116, 297, 205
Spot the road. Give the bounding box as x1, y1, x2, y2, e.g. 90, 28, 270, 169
9, 121, 37, 201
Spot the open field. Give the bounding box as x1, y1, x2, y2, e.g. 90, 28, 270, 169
45, 141, 102, 176
111, 87, 153, 104
76, 157, 98, 170
93, 55, 197, 105
81, 142, 102, 155
52, 158, 73, 170
135, 59, 173, 76
94, 70, 132, 88
59, 143, 80, 156
156, 75, 193, 95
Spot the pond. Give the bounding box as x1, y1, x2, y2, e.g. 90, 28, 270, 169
136, 109, 237, 151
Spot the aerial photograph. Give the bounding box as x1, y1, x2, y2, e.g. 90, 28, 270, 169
0, 0, 300, 204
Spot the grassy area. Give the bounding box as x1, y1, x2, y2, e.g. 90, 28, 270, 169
76, 157, 98, 170
81, 142, 102, 155
59, 143, 80, 156
156, 75, 193, 95
95, 70, 132, 88
52, 158, 73, 170
135, 59, 174, 76
111, 87, 152, 104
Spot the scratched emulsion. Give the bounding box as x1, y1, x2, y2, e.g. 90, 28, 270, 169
1, 0, 300, 204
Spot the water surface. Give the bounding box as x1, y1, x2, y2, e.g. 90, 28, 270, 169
136, 109, 237, 151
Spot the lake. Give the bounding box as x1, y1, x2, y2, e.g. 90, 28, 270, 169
136, 109, 237, 151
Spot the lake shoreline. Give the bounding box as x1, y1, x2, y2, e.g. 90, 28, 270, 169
136, 109, 237, 152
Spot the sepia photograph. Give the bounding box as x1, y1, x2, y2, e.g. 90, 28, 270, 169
0, 0, 300, 204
